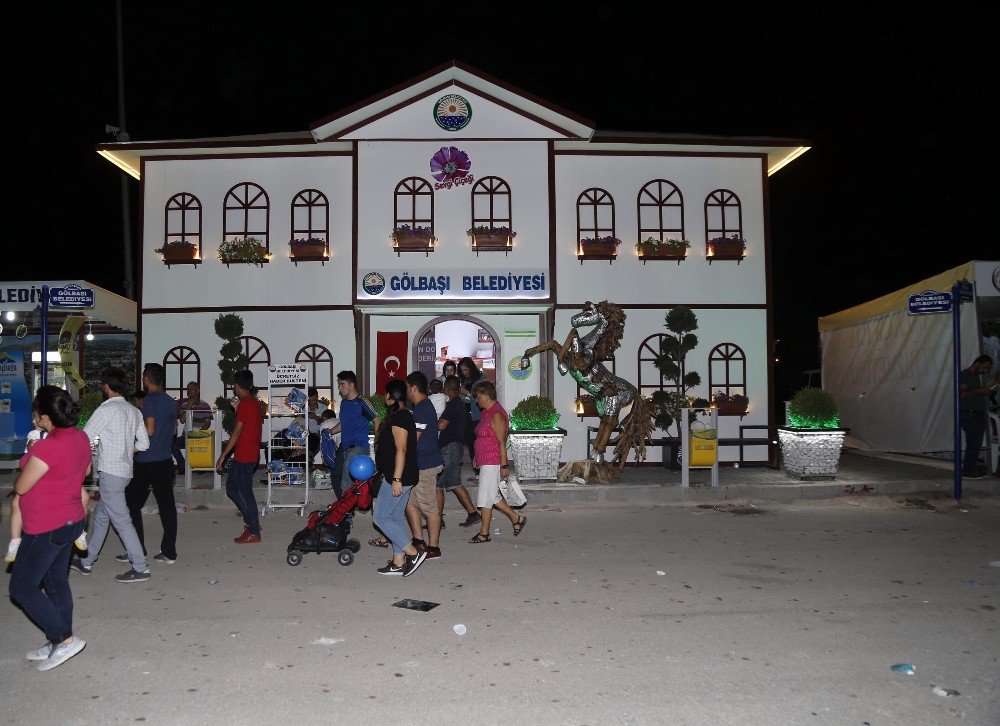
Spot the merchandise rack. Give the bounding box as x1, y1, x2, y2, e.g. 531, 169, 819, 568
263, 363, 310, 517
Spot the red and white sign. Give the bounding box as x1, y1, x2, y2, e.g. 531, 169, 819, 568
375, 332, 408, 394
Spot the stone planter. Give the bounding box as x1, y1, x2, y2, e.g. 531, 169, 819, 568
509, 428, 566, 480
777, 427, 847, 479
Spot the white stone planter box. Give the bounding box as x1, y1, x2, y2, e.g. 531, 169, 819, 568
778, 427, 847, 479
509, 429, 566, 481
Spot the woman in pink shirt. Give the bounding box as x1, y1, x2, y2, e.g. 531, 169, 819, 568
9, 386, 92, 671
467, 380, 527, 543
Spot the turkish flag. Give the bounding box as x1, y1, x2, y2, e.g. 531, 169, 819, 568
375, 331, 408, 394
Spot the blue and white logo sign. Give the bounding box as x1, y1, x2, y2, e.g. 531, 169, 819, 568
49, 284, 95, 309
433, 94, 472, 132
358, 269, 548, 301
362, 272, 386, 296
908, 290, 952, 315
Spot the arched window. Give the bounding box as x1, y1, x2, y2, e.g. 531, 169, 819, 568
223, 182, 270, 250
705, 189, 743, 241
163, 346, 200, 401
471, 176, 512, 230
164, 193, 202, 257
295, 344, 334, 402
708, 343, 746, 398
637, 179, 684, 243
576, 188, 615, 242
637, 334, 681, 400
291, 189, 329, 253
224, 336, 271, 396
393, 177, 434, 233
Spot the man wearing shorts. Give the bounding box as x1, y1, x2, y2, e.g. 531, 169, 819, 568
404, 372, 444, 560
437, 376, 480, 528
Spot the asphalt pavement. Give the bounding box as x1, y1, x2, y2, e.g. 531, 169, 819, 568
1, 496, 998, 725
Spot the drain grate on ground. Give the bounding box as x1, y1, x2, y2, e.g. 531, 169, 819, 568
696, 503, 767, 516
392, 599, 440, 612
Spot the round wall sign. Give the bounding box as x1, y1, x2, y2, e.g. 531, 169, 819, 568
363, 272, 386, 296
508, 356, 532, 381
433, 94, 472, 132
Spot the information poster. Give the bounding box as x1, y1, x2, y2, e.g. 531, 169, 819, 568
0, 350, 31, 460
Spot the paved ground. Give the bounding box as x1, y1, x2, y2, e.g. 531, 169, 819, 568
2, 494, 998, 725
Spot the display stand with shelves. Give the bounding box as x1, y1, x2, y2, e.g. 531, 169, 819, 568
263, 363, 311, 517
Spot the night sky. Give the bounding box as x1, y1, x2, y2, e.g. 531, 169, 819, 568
5, 3, 994, 399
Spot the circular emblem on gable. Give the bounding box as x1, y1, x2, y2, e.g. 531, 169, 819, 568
433, 94, 472, 132
362, 272, 386, 296
507, 356, 532, 381
993, 265, 1000, 293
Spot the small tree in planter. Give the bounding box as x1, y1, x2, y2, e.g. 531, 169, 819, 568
650, 306, 710, 469
778, 387, 846, 479
214, 313, 249, 435
508, 395, 566, 480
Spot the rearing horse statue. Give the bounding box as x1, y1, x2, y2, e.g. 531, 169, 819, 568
521, 301, 654, 473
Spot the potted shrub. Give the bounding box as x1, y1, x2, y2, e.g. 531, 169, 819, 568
288, 237, 327, 258
650, 306, 710, 470
778, 387, 847, 479
636, 237, 690, 260
707, 235, 747, 259
218, 237, 269, 266
467, 225, 515, 252
579, 236, 621, 257
713, 391, 749, 416
154, 240, 198, 262
508, 395, 566, 480
392, 225, 436, 253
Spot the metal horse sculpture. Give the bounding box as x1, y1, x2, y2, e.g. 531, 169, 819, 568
521, 301, 654, 475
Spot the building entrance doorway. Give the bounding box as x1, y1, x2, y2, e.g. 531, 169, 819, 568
414, 317, 498, 386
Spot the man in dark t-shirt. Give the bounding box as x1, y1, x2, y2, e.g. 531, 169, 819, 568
216, 370, 264, 542
437, 376, 481, 528
405, 372, 445, 559
125, 363, 181, 563
959, 354, 997, 478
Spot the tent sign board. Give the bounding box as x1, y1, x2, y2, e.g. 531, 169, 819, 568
908, 290, 952, 315
49, 284, 95, 309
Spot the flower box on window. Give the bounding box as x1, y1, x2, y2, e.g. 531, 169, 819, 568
155, 240, 200, 266
712, 392, 749, 417
218, 237, 270, 267
706, 235, 747, 263
577, 236, 621, 263
392, 225, 436, 256
636, 237, 689, 264
576, 394, 600, 418
288, 237, 328, 264
467, 226, 515, 255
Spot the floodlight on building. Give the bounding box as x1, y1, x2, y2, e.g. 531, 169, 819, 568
4, 311, 14, 321
86, 321, 95, 341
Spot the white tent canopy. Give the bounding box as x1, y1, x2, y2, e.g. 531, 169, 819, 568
1, 280, 136, 333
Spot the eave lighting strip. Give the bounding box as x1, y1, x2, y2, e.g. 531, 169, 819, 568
97, 150, 141, 180
767, 146, 810, 176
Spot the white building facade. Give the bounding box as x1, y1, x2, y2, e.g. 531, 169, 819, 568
99, 62, 808, 464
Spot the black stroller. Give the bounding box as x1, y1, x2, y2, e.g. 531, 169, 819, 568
285, 479, 371, 566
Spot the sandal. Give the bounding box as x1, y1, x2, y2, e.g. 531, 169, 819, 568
368, 536, 389, 548
468, 532, 491, 544
512, 516, 527, 537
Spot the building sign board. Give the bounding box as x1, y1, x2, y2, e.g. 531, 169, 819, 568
50, 284, 95, 309
907, 290, 952, 315
267, 363, 308, 387
359, 269, 548, 301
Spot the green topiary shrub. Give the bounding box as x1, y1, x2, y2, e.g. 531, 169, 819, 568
788, 387, 840, 429
510, 395, 560, 431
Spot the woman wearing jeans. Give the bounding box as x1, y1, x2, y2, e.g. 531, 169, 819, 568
371, 379, 427, 577
9, 386, 92, 671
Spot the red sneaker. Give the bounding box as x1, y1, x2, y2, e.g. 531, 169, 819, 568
234, 531, 262, 544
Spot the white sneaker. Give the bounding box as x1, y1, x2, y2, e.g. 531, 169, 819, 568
5, 538, 20, 563
26, 642, 53, 661
36, 637, 86, 671
74, 531, 88, 552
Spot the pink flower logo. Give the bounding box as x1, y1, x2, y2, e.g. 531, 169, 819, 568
430, 147, 471, 182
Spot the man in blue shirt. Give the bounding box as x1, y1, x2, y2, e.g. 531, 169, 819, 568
325, 370, 379, 496
125, 363, 181, 564
404, 371, 445, 559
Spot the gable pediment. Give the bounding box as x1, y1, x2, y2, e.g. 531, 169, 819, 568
310, 62, 594, 142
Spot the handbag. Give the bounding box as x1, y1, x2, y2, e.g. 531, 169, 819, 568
498, 474, 527, 507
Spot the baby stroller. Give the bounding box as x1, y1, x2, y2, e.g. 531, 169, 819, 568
286, 479, 372, 567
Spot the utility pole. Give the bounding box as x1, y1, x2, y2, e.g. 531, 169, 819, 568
116, 0, 135, 299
